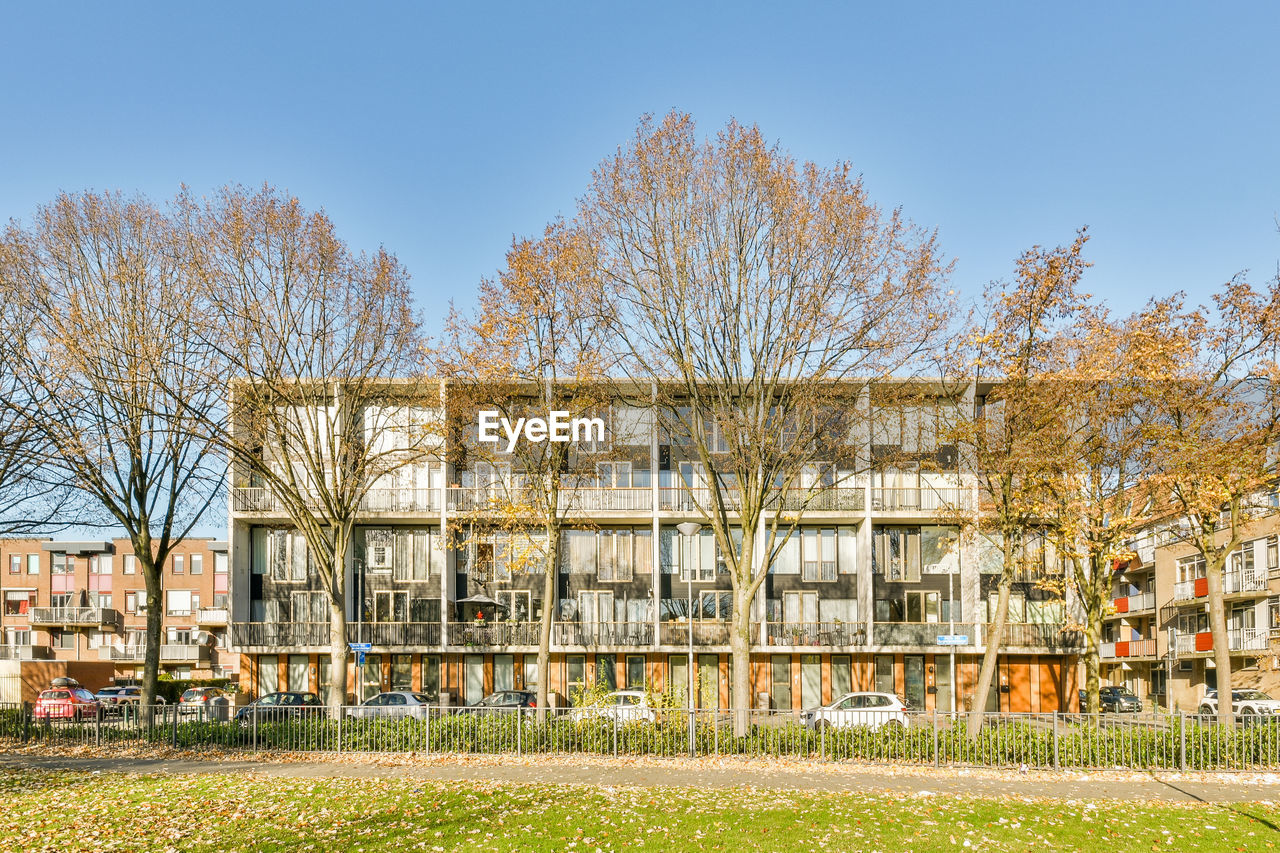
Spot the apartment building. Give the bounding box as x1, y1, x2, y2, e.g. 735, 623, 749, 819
0, 537, 234, 681
1104, 510, 1280, 709
228, 383, 1083, 711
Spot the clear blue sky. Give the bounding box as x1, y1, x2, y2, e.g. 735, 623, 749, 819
2, 2, 1278, 325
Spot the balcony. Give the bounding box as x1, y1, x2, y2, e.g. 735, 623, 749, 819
0, 645, 53, 661
231, 487, 284, 513
659, 620, 734, 646
558, 488, 653, 513
1224, 566, 1269, 596
991, 622, 1084, 649
160, 644, 208, 663
763, 622, 866, 647
1174, 628, 1269, 655
360, 488, 440, 514
195, 607, 229, 626
871, 622, 977, 647
346, 621, 441, 647
447, 621, 541, 647
1173, 579, 1204, 601
29, 607, 122, 629
1111, 592, 1155, 614
1099, 638, 1157, 660
231, 621, 331, 648
552, 621, 654, 647
871, 487, 969, 513
659, 486, 865, 514
97, 645, 146, 662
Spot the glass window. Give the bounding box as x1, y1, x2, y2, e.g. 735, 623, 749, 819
26, 554, 39, 574
190, 554, 203, 574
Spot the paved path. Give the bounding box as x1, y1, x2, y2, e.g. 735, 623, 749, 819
4, 752, 1280, 803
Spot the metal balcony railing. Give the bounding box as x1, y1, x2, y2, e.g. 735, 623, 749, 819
871, 622, 977, 647
763, 622, 867, 647
552, 621, 654, 647
658, 621, 735, 646
29, 607, 122, 629
359, 488, 440, 513
1099, 638, 1157, 659
992, 622, 1084, 649
159, 644, 207, 662
1173, 580, 1198, 601
231, 622, 331, 647
447, 621, 541, 647
1224, 566, 1269, 595
346, 622, 441, 647
871, 487, 969, 513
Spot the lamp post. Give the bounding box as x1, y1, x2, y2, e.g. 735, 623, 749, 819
677, 521, 702, 750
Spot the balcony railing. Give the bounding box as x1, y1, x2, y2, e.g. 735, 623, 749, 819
447, 621, 541, 647
1175, 628, 1269, 655
1100, 638, 1157, 659
360, 488, 440, 513
658, 621, 735, 646
160, 644, 207, 662
871, 487, 969, 513
1224, 566, 1269, 595
658, 486, 865, 514
196, 607, 229, 625
0, 645, 52, 661
1173, 580, 1199, 601
1111, 592, 1155, 614
97, 645, 146, 662
29, 607, 122, 629
871, 622, 977, 647
552, 621, 654, 647
231, 487, 283, 512
231, 621, 331, 647
346, 622, 441, 647
992, 622, 1084, 649
763, 622, 866, 647
557, 488, 654, 513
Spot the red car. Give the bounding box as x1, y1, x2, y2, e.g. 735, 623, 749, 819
34, 687, 102, 722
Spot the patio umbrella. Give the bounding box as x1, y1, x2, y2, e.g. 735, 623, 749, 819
455, 593, 504, 607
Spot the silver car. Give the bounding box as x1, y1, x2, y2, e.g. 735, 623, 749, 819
801, 691, 910, 732
347, 691, 434, 720
569, 690, 656, 724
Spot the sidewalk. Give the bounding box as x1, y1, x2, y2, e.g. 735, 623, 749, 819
4, 750, 1280, 803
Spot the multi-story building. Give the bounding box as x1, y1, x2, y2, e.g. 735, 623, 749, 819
1105, 511, 1280, 709
0, 537, 234, 681
228, 383, 1084, 711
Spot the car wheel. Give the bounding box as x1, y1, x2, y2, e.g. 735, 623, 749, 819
881, 719, 905, 733
1198, 706, 1213, 717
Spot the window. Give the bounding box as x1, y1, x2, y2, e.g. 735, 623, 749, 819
167, 590, 193, 616
391, 654, 412, 691
26, 554, 38, 574
365, 529, 393, 570
8, 555, 19, 574
173, 555, 185, 574
190, 554, 203, 575
495, 589, 531, 622
4, 590, 35, 616
1268, 537, 1279, 575
597, 461, 632, 488
51, 553, 70, 574
4, 628, 31, 647
90, 554, 112, 574
214, 552, 228, 574
372, 590, 408, 623
123, 555, 137, 575
51, 630, 75, 650
800, 529, 838, 582
1270, 597, 1280, 631
1177, 554, 1206, 583
562, 530, 598, 574
626, 655, 645, 689
566, 655, 586, 702
598, 529, 635, 582
874, 526, 921, 582
125, 592, 138, 614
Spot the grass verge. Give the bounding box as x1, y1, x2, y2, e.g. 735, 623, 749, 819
0, 769, 1276, 851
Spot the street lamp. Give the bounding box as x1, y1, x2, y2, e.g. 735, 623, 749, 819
676, 521, 702, 739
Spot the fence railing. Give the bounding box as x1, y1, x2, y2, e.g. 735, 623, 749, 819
871, 487, 969, 512
347, 622, 441, 647
763, 622, 867, 647
29, 607, 122, 629
231, 621, 331, 647
360, 488, 440, 513
447, 622, 541, 647
0, 645, 52, 661
552, 621, 654, 647
872, 622, 977, 647
5, 703, 1280, 772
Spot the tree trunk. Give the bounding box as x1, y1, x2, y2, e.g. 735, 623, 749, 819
730, 592, 752, 736
327, 597, 349, 709
1083, 621, 1101, 716
1204, 554, 1234, 726
535, 534, 557, 723
140, 553, 163, 709
967, 572, 1011, 741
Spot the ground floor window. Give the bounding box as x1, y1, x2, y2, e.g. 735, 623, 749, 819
494, 654, 514, 692
362, 654, 382, 702
566, 655, 586, 702
874, 654, 894, 694
626, 655, 645, 690
696, 654, 718, 709
421, 655, 440, 701
596, 654, 617, 691
771, 655, 791, 710
523, 657, 538, 691
669, 655, 688, 705
391, 654, 412, 691
464, 655, 483, 705
288, 654, 309, 692
317, 656, 331, 700
831, 655, 851, 699
800, 655, 821, 709
258, 655, 278, 697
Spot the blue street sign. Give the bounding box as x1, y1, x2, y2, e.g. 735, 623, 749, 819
349, 642, 372, 652
357, 651, 365, 667
937, 634, 969, 645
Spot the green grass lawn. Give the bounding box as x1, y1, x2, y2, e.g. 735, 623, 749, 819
0, 769, 1276, 851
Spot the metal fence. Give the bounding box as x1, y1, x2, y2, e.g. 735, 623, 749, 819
3, 704, 1280, 771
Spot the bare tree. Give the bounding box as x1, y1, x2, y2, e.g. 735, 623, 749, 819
583, 113, 951, 732
195, 185, 429, 709
1134, 280, 1280, 727
0, 191, 226, 706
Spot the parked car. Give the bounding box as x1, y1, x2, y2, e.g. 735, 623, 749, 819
801, 691, 910, 732
1199, 689, 1280, 718
1079, 687, 1142, 713
178, 687, 230, 716
347, 691, 435, 720
234, 691, 322, 724
569, 690, 655, 724
458, 690, 537, 716
34, 687, 102, 722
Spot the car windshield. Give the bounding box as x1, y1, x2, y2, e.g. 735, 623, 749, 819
1236, 690, 1272, 701
97, 688, 121, 696
181, 690, 200, 700
40, 690, 69, 700
412, 693, 433, 704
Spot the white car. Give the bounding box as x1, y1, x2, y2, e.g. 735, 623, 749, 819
346, 691, 434, 720
569, 690, 656, 724
1199, 689, 1280, 718
801, 691, 910, 732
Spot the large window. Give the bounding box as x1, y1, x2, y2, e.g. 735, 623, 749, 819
4, 590, 35, 616
252, 529, 310, 582
873, 527, 919, 582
